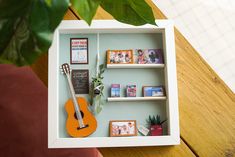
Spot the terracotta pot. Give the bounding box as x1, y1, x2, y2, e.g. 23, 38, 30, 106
150, 125, 163, 136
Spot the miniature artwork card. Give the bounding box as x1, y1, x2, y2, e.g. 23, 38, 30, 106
70, 38, 88, 64
107, 50, 133, 64
134, 49, 164, 64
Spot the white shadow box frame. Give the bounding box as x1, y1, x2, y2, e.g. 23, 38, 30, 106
48, 20, 179, 148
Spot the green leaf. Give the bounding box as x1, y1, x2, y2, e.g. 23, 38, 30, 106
0, 0, 69, 65
70, 0, 101, 25
0, 57, 13, 64
160, 119, 167, 125
100, 0, 156, 26
96, 105, 102, 114
127, 0, 156, 25
153, 115, 156, 124
99, 64, 105, 70
45, 0, 53, 6
0, 0, 30, 62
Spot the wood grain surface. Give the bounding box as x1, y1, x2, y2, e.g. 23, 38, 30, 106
31, 1, 235, 157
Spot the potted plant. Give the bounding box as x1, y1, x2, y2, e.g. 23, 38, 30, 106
147, 115, 167, 136
90, 64, 105, 114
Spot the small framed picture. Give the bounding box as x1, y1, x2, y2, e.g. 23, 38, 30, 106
126, 85, 136, 97
109, 120, 137, 137
142, 86, 165, 97
70, 38, 88, 64
134, 49, 164, 64
111, 84, 120, 97
107, 50, 133, 64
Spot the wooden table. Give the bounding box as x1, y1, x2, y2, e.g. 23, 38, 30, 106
31, 1, 235, 156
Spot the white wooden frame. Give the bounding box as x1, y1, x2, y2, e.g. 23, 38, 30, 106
48, 20, 179, 148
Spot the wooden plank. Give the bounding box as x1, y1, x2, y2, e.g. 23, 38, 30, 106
144, 0, 235, 156
99, 139, 196, 157
175, 27, 235, 157
63, 8, 79, 20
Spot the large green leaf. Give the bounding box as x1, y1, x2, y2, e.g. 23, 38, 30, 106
0, 0, 69, 66
100, 0, 156, 26
71, 0, 101, 25
127, 0, 156, 25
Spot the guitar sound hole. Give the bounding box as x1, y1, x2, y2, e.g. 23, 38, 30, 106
74, 111, 84, 120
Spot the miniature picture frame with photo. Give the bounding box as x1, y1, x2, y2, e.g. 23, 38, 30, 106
134, 49, 164, 64
70, 38, 88, 64
142, 86, 165, 97
107, 50, 134, 64
109, 120, 137, 137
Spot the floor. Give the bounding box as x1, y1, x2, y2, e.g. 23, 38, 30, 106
153, 0, 235, 93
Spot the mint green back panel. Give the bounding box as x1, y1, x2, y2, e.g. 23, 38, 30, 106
59, 33, 167, 137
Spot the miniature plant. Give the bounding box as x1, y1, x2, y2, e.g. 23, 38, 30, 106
147, 115, 166, 136
147, 115, 167, 126
90, 64, 105, 114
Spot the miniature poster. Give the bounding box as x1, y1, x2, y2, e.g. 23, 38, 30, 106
71, 69, 89, 94
70, 38, 88, 64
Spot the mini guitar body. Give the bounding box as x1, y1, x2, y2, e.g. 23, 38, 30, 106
65, 97, 97, 137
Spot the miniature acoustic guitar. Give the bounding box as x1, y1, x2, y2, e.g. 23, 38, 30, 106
61, 63, 97, 137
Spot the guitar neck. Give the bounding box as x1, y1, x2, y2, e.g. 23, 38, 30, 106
65, 73, 85, 128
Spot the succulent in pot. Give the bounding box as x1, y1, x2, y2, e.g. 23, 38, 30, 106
147, 115, 167, 136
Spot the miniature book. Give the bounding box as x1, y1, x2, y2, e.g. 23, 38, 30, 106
111, 84, 121, 97
126, 85, 137, 97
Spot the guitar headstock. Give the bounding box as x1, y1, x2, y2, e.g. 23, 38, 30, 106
60, 63, 71, 75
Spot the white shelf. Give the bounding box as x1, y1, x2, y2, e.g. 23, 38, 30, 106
107, 64, 165, 69
107, 96, 167, 102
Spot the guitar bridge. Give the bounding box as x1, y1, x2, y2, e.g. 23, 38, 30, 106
77, 124, 89, 130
